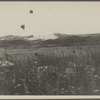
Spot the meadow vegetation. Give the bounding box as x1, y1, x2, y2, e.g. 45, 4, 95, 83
0, 45, 100, 95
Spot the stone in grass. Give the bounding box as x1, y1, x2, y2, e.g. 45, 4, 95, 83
1, 61, 14, 67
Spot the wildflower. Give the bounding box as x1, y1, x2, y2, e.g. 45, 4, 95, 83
68, 62, 76, 67
63, 75, 67, 78
34, 61, 37, 64
12, 79, 16, 83
65, 68, 74, 74
37, 66, 49, 77
73, 92, 76, 95
25, 91, 30, 94
15, 93, 19, 95
14, 84, 22, 88
61, 88, 64, 90
68, 62, 73, 66
38, 66, 48, 72
68, 85, 71, 88
94, 75, 98, 78
65, 90, 68, 92
98, 76, 100, 79
6, 70, 9, 72
29, 79, 31, 82
93, 89, 100, 92
44, 66, 48, 69
0, 72, 4, 74
0, 61, 2, 65
80, 52, 86, 55
71, 86, 75, 89
32, 65, 36, 69
91, 67, 96, 72
38, 67, 43, 72
85, 65, 96, 72
17, 84, 22, 87
73, 63, 76, 67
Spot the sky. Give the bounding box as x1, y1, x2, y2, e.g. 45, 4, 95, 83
0, 2, 100, 39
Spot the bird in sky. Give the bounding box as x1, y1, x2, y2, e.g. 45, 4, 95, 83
20, 10, 33, 30
29, 10, 33, 14
20, 25, 25, 30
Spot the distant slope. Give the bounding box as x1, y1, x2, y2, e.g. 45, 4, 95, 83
42, 33, 100, 46
0, 33, 100, 48
0, 35, 34, 40
0, 40, 32, 48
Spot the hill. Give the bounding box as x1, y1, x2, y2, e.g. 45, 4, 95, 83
0, 33, 100, 48
41, 33, 100, 46
0, 35, 34, 41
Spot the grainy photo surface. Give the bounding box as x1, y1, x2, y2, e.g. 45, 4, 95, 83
0, 2, 100, 95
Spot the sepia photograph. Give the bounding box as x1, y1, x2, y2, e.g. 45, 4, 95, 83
0, 1, 100, 96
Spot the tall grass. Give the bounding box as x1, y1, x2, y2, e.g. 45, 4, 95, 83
0, 45, 100, 95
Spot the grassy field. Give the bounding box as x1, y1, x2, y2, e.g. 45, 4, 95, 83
0, 45, 100, 95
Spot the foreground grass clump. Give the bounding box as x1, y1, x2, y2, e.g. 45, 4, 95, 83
0, 46, 100, 95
